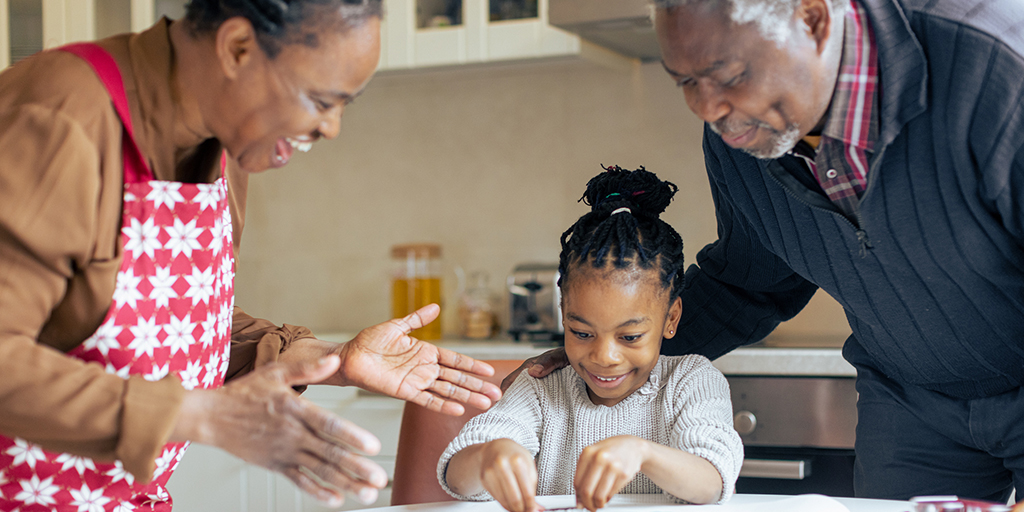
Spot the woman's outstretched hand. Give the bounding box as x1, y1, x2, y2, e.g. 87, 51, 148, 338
500, 347, 568, 392
333, 303, 502, 415
172, 355, 388, 507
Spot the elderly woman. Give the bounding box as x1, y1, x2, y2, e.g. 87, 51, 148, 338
0, 0, 500, 510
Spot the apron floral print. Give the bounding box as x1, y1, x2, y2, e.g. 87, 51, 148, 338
0, 44, 233, 512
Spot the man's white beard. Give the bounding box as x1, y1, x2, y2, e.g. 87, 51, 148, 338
710, 119, 802, 160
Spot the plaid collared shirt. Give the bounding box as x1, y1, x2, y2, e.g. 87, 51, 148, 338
789, 0, 880, 218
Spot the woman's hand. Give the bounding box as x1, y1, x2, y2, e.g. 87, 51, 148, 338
331, 304, 502, 415
500, 347, 568, 392
479, 439, 542, 512
172, 355, 387, 507
573, 435, 648, 511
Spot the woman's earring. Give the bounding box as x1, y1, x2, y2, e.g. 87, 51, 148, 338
669, 330, 675, 335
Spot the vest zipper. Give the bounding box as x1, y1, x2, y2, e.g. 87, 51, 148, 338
765, 145, 888, 258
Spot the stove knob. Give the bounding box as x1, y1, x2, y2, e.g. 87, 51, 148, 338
734, 411, 757, 435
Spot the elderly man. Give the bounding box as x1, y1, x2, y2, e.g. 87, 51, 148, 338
653, 0, 1024, 503
513, 0, 1024, 503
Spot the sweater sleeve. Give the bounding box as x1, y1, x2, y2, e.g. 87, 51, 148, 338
226, 307, 315, 381
664, 126, 819, 360
665, 356, 744, 504
437, 370, 543, 501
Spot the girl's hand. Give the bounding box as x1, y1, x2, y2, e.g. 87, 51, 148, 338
573, 435, 648, 511
479, 439, 542, 512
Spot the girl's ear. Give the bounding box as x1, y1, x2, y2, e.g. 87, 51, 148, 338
663, 296, 682, 338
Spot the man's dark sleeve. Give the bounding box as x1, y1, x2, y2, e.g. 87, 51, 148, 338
663, 127, 820, 360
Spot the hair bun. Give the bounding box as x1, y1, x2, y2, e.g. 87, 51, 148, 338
581, 165, 678, 218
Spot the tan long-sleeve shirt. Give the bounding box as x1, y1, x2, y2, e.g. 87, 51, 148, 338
0, 19, 312, 483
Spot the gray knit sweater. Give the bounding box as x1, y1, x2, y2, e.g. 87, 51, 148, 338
437, 355, 743, 504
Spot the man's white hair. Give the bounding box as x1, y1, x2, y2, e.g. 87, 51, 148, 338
653, 0, 848, 45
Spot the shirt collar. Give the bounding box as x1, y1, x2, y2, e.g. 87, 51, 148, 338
819, 0, 880, 152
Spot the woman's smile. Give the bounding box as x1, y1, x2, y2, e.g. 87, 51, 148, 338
272, 136, 316, 167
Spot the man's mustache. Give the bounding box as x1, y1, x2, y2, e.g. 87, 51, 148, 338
709, 117, 774, 137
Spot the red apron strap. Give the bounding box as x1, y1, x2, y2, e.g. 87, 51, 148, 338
59, 43, 154, 184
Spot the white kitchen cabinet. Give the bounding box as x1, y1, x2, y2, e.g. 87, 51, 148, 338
0, 0, 156, 67
379, 0, 633, 71
1, 0, 631, 71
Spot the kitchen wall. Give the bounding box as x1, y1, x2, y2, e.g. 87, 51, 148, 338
234, 57, 851, 341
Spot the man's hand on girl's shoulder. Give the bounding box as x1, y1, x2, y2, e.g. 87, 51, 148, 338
500, 347, 569, 392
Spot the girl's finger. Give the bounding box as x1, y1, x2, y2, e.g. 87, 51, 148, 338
590, 466, 621, 510
486, 462, 525, 512
513, 457, 539, 512
573, 449, 594, 490
574, 463, 598, 511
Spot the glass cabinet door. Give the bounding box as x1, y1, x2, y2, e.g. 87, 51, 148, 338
95, 0, 129, 39
489, 0, 537, 22
1, 0, 177, 69
417, 0, 461, 28
153, 0, 185, 20
8, 0, 41, 65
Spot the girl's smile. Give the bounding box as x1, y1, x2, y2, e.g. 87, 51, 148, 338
581, 368, 632, 389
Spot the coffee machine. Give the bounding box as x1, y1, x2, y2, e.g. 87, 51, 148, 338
507, 263, 563, 342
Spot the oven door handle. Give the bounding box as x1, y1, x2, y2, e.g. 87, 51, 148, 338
739, 458, 808, 480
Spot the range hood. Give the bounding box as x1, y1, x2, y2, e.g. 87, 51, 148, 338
548, 0, 662, 63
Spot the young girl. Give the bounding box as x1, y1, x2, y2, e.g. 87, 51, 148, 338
438, 166, 743, 512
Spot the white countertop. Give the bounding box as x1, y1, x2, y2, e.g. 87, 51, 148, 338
315, 334, 855, 378
368, 494, 910, 512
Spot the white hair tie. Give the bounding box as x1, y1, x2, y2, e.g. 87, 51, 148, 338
611, 207, 632, 215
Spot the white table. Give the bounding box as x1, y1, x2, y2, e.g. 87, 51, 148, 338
368, 494, 911, 512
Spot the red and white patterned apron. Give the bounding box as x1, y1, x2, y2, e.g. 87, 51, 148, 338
0, 44, 234, 511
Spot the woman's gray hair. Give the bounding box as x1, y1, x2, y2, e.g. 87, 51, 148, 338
652, 0, 848, 44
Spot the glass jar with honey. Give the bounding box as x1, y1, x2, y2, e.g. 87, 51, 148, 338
391, 243, 443, 340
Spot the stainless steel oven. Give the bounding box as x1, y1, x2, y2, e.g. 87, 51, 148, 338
728, 375, 858, 497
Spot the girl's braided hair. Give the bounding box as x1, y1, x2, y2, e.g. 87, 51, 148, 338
559, 165, 685, 303
185, 0, 383, 58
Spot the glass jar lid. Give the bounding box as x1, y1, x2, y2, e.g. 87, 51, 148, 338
390, 243, 442, 259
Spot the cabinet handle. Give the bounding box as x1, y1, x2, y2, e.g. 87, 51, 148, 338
739, 459, 808, 480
